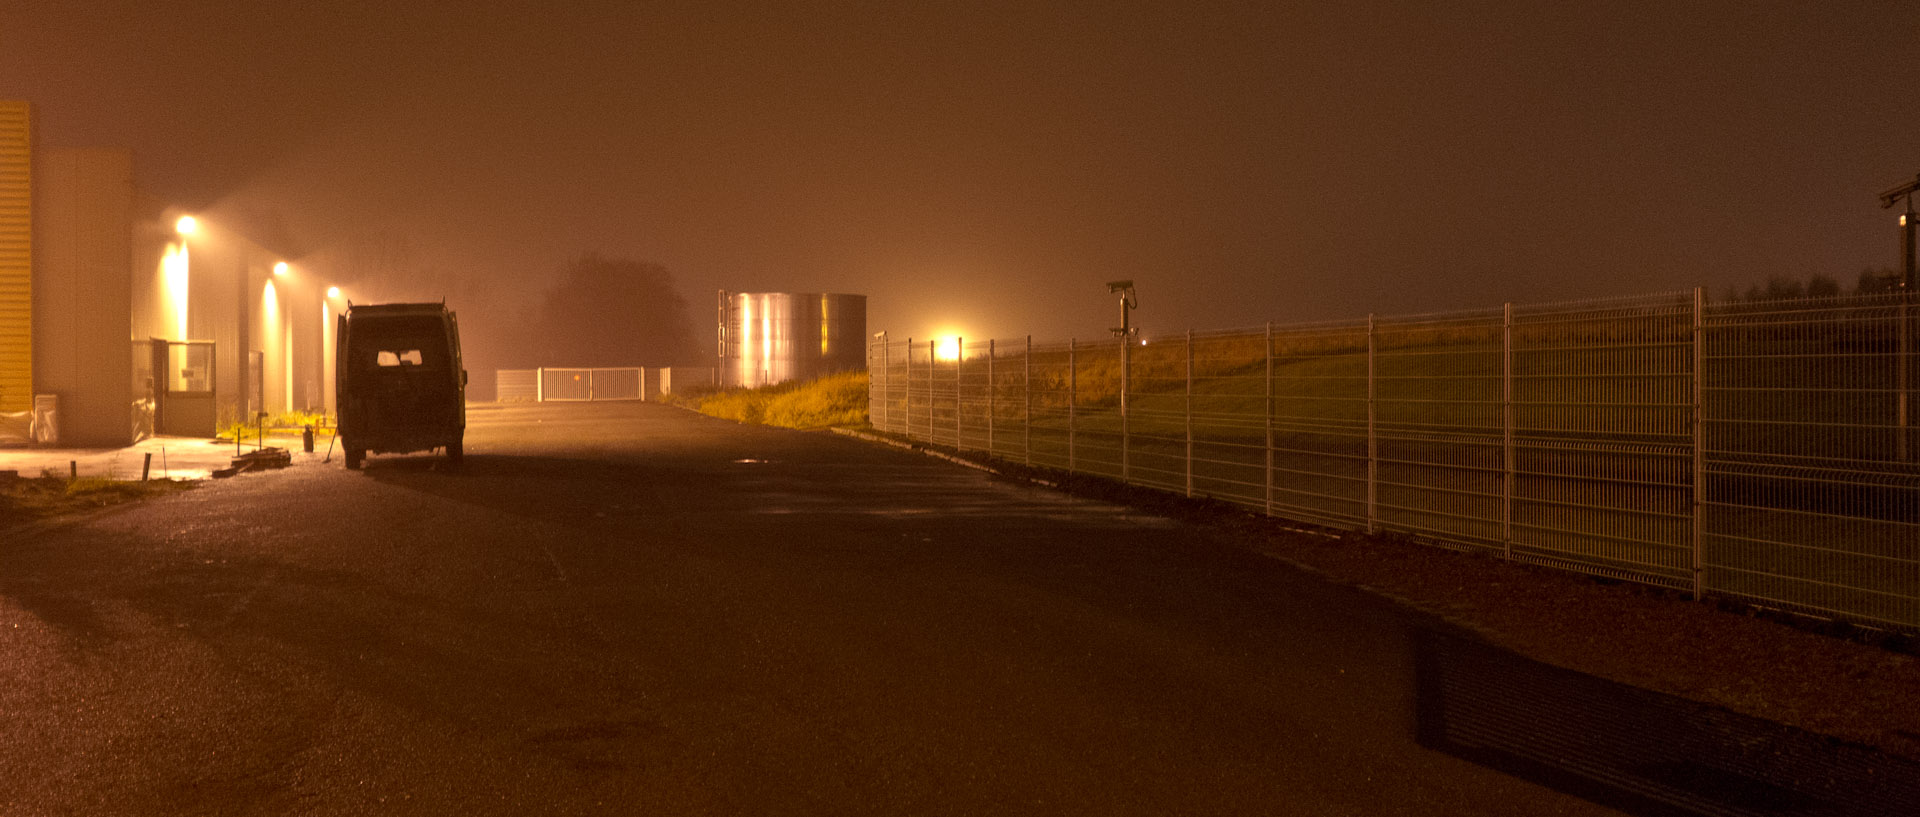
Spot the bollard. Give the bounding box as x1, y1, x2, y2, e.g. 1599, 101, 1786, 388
303, 425, 315, 453
70, 461, 77, 480
142, 452, 152, 481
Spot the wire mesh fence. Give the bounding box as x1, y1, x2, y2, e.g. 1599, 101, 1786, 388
868, 290, 1920, 632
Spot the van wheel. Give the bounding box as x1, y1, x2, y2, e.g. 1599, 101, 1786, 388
344, 447, 363, 470
446, 438, 463, 465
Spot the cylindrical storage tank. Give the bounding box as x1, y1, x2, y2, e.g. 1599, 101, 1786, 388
718, 291, 867, 387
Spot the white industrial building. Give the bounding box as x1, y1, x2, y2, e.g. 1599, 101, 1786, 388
1, 100, 332, 447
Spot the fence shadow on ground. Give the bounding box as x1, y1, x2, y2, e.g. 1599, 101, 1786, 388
1412, 627, 1920, 816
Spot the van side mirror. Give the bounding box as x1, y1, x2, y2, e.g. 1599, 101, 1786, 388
462, 370, 469, 387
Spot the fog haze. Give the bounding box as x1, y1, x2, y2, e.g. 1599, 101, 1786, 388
5, 1, 1915, 357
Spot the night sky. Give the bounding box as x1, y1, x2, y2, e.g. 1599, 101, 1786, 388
4, 1, 1916, 351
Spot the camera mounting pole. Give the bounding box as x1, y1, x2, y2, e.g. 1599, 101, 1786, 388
1881, 172, 1919, 291
1106, 280, 1138, 339
1883, 172, 1920, 462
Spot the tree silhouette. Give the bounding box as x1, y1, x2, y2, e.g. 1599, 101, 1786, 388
531, 253, 701, 367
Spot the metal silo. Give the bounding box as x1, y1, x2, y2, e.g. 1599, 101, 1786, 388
717, 291, 866, 387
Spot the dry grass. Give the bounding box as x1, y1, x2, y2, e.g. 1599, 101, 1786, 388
0, 474, 196, 528
694, 370, 870, 429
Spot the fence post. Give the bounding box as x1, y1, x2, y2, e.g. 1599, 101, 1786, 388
1185, 329, 1194, 498
1900, 287, 1912, 462
1367, 314, 1378, 535
1122, 334, 1132, 483
1069, 338, 1077, 472
1024, 336, 1033, 466
907, 338, 915, 441
1265, 322, 1275, 517
1503, 303, 1514, 561
1691, 287, 1705, 601
875, 337, 886, 432
956, 338, 965, 450
987, 339, 995, 457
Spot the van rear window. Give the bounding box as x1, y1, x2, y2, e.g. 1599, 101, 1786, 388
376, 350, 426, 366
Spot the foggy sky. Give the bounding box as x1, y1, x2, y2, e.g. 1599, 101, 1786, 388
4, 1, 1917, 351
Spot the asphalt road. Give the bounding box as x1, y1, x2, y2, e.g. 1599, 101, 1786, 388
0, 401, 1622, 816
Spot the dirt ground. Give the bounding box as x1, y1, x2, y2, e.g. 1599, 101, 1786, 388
998, 465, 1920, 764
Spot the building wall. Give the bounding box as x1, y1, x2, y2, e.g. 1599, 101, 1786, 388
0, 101, 30, 415
33, 147, 134, 446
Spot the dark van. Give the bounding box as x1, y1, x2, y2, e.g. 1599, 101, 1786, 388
335, 302, 467, 469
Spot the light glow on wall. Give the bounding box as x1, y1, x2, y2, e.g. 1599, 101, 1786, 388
164, 243, 189, 340
263, 280, 279, 411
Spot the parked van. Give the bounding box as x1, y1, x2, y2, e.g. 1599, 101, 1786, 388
335, 302, 467, 469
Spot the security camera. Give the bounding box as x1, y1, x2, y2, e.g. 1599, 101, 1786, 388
1106, 280, 1134, 293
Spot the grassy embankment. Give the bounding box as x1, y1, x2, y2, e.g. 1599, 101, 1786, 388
914, 323, 1917, 623
672, 369, 870, 430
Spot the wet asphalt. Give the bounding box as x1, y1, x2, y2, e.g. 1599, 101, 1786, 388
0, 401, 1622, 816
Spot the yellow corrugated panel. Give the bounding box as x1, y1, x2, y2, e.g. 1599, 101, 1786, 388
0, 100, 29, 412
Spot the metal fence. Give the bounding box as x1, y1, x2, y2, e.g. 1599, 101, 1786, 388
491, 368, 647, 402
869, 290, 1920, 632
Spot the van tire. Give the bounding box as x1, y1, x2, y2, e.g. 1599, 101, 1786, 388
446, 438, 463, 465
344, 447, 363, 470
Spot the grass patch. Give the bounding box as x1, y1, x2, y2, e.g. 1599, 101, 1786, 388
691, 370, 869, 429
217, 410, 334, 443
0, 473, 196, 528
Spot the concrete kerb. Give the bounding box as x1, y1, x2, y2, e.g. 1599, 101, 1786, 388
828, 427, 1059, 487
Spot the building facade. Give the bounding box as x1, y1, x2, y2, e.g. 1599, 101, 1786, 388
0, 100, 332, 447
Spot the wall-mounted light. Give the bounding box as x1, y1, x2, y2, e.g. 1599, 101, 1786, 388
175, 215, 197, 236
326, 286, 341, 299
273, 261, 289, 276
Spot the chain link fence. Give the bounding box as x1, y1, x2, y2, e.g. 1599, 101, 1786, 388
869, 290, 1920, 632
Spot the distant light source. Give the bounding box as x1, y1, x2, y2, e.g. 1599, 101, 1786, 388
936, 336, 961, 361
273, 261, 288, 276
326, 286, 341, 299
175, 215, 198, 235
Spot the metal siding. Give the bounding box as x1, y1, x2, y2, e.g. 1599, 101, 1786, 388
0, 101, 29, 412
